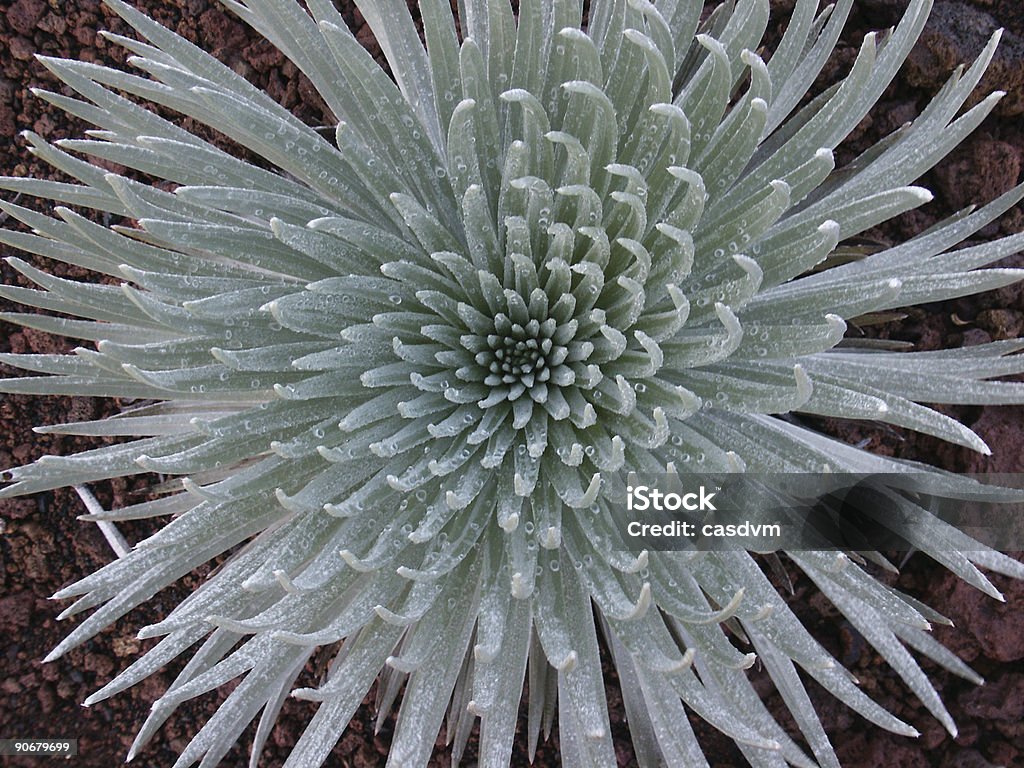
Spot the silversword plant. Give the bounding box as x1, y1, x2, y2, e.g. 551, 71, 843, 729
2, 0, 1023, 766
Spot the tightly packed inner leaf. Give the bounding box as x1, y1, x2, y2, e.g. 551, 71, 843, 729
1, 0, 1024, 766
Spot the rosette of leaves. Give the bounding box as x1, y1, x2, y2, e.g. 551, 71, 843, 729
2, 0, 1024, 765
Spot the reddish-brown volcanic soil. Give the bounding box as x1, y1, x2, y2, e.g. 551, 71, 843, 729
1, 1, 1022, 766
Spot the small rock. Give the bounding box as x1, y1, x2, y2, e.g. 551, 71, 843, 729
954, 718, 980, 747
83, 653, 114, 678
916, 717, 948, 751
905, 2, 1024, 116
999, 206, 1024, 235
199, 8, 247, 51
965, 407, 1024, 474
938, 566, 1024, 661
8, 35, 35, 61
872, 99, 919, 135
976, 308, 1024, 339
837, 732, 929, 768
959, 674, 1024, 740
0, 592, 33, 635
939, 749, 999, 768
1, 498, 35, 521
23, 327, 70, 355
960, 328, 993, 347
986, 741, 1020, 768
72, 21, 97, 47
982, 253, 1024, 309
32, 113, 56, 136
36, 682, 56, 714
243, 38, 284, 73
12, 443, 33, 464
36, 11, 66, 35
111, 636, 140, 658
933, 138, 1021, 210
5, 0, 46, 35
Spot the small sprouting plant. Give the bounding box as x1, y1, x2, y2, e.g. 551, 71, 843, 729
2, 0, 1023, 765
